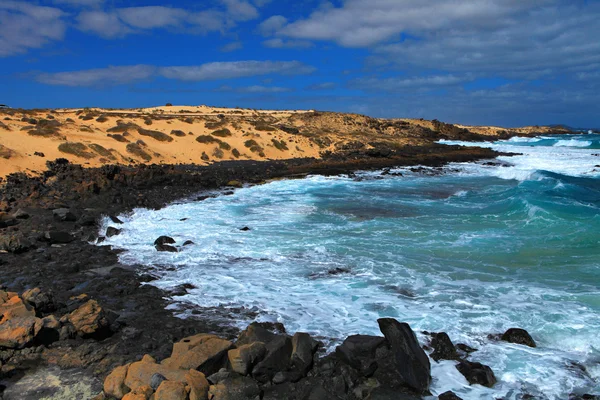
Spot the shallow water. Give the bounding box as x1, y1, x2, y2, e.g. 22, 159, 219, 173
100, 134, 600, 399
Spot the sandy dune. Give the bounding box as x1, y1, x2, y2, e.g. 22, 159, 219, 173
0, 105, 569, 178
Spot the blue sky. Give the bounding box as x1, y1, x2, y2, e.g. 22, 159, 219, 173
1, 0, 599, 127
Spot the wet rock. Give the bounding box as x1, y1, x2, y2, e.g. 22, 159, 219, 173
430, 332, 458, 361
156, 244, 178, 252
79, 214, 97, 227
336, 335, 386, 377
439, 391, 463, 400
109, 214, 124, 224
377, 318, 431, 393
455, 343, 476, 357
239, 227, 251, 231
68, 299, 111, 338
154, 236, 176, 246
106, 227, 122, 237
162, 333, 233, 375
501, 328, 536, 348
228, 342, 267, 375
150, 373, 167, 390
569, 395, 600, 400
0, 233, 32, 254
236, 322, 282, 347
155, 380, 187, 400
251, 335, 293, 383
208, 376, 260, 400
43, 230, 75, 244
0, 294, 36, 321
183, 240, 194, 246
104, 364, 131, 399
456, 360, 497, 387
53, 208, 77, 222
289, 332, 318, 380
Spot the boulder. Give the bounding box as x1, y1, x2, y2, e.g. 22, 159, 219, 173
185, 369, 210, 400
68, 299, 110, 338
228, 342, 267, 375
377, 318, 431, 393
162, 333, 233, 375
336, 335, 386, 377
36, 315, 61, 345
106, 227, 122, 238
0, 234, 31, 254
125, 356, 188, 391
154, 236, 176, 246
439, 391, 463, 400
0, 316, 41, 349
455, 360, 496, 387
207, 376, 260, 400
22, 287, 56, 314
43, 231, 75, 244
53, 208, 77, 222
430, 332, 458, 361
104, 364, 131, 399
154, 381, 188, 400
251, 335, 293, 383
156, 244, 178, 253
150, 373, 167, 391
289, 332, 318, 379
236, 322, 282, 346
501, 328, 536, 348
0, 295, 36, 321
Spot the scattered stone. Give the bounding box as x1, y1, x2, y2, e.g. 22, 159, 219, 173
183, 240, 194, 246
124, 355, 187, 391
156, 244, 178, 253
22, 287, 56, 314
207, 376, 260, 400
185, 369, 210, 400
0, 234, 32, 254
0, 316, 41, 349
109, 215, 124, 224
104, 364, 131, 399
154, 380, 187, 400
501, 328, 536, 348
150, 373, 167, 391
53, 208, 77, 222
106, 227, 122, 237
239, 227, 251, 231
456, 360, 497, 387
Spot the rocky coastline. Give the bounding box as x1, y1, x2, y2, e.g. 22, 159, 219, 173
0, 143, 595, 399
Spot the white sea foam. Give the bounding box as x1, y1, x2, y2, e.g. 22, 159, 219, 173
554, 139, 592, 147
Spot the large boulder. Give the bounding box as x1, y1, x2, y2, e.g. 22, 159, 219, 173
455, 360, 496, 387
185, 369, 210, 400
43, 231, 75, 244
377, 318, 431, 393
0, 295, 36, 321
228, 342, 267, 375
154, 380, 187, 400
162, 333, 233, 375
289, 332, 318, 379
154, 236, 176, 246
208, 376, 260, 400
236, 322, 282, 346
501, 328, 536, 348
251, 335, 293, 383
156, 244, 178, 253
53, 208, 77, 222
125, 355, 188, 391
68, 299, 110, 338
104, 364, 131, 399
0, 316, 42, 349
21, 287, 56, 314
336, 335, 386, 376
0, 234, 31, 253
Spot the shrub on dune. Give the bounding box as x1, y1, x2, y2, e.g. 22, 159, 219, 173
126, 143, 152, 161
88, 143, 116, 160
107, 134, 130, 143
137, 127, 173, 142
58, 142, 96, 159
196, 135, 221, 144
170, 130, 186, 137
211, 128, 232, 137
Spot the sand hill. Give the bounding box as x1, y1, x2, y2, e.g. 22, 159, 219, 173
0, 105, 569, 178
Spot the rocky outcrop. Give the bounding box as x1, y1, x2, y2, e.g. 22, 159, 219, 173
68, 299, 111, 338
455, 360, 497, 388
162, 334, 234, 375
501, 328, 536, 348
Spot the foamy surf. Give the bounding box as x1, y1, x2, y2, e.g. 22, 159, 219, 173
98, 134, 600, 399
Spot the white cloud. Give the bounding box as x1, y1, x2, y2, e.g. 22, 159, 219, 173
221, 41, 244, 52
0, 1, 66, 56
350, 75, 473, 91
53, 0, 104, 7
35, 61, 315, 86
263, 38, 313, 49
76, 10, 130, 38
36, 65, 156, 86
216, 85, 293, 93
159, 61, 315, 81
116, 7, 186, 29
258, 15, 287, 36
220, 0, 259, 21
306, 82, 337, 90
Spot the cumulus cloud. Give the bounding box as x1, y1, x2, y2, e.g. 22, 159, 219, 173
306, 82, 337, 90
35, 61, 315, 86
350, 75, 473, 91
258, 15, 288, 36
216, 85, 293, 93
263, 38, 313, 49
221, 41, 244, 52
53, 0, 104, 7
0, 1, 66, 56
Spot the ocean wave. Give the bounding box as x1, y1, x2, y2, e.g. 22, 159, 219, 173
553, 139, 592, 148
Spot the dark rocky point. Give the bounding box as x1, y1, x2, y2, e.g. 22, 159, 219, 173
105, 226, 122, 237
154, 235, 176, 246
456, 360, 497, 387
501, 328, 536, 348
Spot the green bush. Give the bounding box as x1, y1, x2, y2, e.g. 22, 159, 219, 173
212, 147, 224, 159
271, 138, 288, 151
107, 121, 139, 133
196, 135, 221, 144
88, 143, 116, 159
137, 127, 173, 142
232, 148, 241, 158
219, 141, 231, 151
126, 143, 152, 161
58, 142, 96, 159
211, 128, 232, 137
170, 130, 186, 137
107, 134, 130, 143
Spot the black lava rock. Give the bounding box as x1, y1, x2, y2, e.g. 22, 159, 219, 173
456, 360, 496, 387
430, 332, 458, 361
501, 328, 536, 348
155, 244, 178, 252
106, 227, 122, 237
154, 236, 175, 246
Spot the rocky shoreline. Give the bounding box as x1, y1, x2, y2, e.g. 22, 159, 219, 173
0, 143, 595, 399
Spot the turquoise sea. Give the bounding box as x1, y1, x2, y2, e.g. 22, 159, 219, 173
101, 134, 600, 399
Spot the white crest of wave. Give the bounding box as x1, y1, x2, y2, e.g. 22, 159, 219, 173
553, 139, 592, 147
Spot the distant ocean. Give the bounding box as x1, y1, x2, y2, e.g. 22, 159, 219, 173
101, 134, 600, 399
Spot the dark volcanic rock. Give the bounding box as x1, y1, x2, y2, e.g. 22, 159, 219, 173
105, 227, 122, 237
53, 208, 77, 222
439, 391, 463, 400
430, 332, 458, 361
377, 318, 431, 393
501, 328, 536, 348
456, 360, 497, 387
154, 236, 176, 246
155, 244, 178, 252
251, 335, 293, 383
336, 334, 386, 376
43, 231, 75, 244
